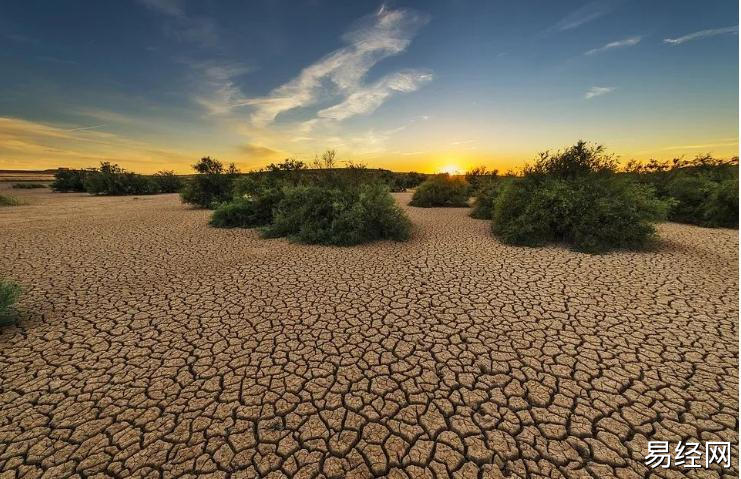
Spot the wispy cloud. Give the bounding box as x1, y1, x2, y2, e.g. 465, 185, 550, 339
660, 140, 738, 150
664, 25, 738, 45
64, 124, 107, 132
550, 0, 619, 32
242, 7, 430, 126
585, 86, 615, 99
189, 60, 251, 115
138, 0, 221, 48
585, 36, 641, 55
317, 70, 432, 121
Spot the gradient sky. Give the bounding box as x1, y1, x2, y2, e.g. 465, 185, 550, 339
0, 0, 738, 173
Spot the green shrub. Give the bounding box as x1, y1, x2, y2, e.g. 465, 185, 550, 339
264, 182, 411, 245
52, 168, 91, 192
493, 176, 668, 253
84, 162, 160, 195
0, 279, 21, 326
210, 188, 284, 228
409, 174, 470, 207
180, 157, 239, 208
470, 178, 512, 220
704, 178, 739, 228
624, 154, 738, 228
12, 183, 46, 189
665, 175, 713, 225
491, 141, 671, 253
0, 195, 23, 206
152, 170, 183, 193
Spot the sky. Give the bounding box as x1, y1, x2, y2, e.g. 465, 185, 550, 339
0, 0, 738, 174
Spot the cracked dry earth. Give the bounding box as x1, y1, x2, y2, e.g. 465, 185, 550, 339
0, 186, 738, 479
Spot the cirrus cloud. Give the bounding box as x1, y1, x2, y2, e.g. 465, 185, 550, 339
664, 25, 738, 45
585, 86, 615, 99
585, 36, 641, 55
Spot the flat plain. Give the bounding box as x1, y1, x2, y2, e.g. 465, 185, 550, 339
0, 185, 738, 478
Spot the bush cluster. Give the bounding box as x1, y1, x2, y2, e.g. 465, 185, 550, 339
491, 141, 671, 253
0, 279, 21, 326
12, 183, 46, 189
84, 162, 160, 195
209, 155, 412, 246
263, 183, 411, 245
52, 168, 92, 192
624, 155, 738, 228
409, 174, 470, 207
52, 164, 184, 195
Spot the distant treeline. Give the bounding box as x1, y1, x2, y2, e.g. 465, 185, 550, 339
52, 163, 183, 195
52, 156, 429, 198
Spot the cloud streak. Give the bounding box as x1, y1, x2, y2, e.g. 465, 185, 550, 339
585, 36, 641, 55
551, 0, 619, 32
664, 25, 738, 45
243, 7, 430, 126
585, 86, 615, 99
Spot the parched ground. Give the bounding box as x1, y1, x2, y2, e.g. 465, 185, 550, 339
0, 186, 737, 479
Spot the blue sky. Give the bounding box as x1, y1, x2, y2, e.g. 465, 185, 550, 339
0, 0, 738, 173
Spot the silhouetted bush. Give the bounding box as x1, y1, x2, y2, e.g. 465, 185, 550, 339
491, 141, 670, 253
152, 170, 183, 193
0, 195, 23, 206
0, 278, 21, 326
465, 166, 498, 195
180, 157, 239, 208
263, 182, 411, 245
52, 168, 91, 192
12, 183, 46, 189
84, 162, 160, 195
409, 174, 470, 207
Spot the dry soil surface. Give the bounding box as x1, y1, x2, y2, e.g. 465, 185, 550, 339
0, 187, 738, 478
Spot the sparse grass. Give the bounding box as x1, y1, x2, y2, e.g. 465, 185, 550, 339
12, 183, 47, 189
0, 194, 24, 206
0, 279, 21, 326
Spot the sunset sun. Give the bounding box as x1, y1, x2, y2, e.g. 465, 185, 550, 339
439, 164, 461, 175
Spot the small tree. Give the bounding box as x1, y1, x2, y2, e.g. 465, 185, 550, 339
180, 157, 239, 208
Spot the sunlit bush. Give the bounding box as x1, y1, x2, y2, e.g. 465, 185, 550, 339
409, 174, 469, 207
491, 141, 671, 253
